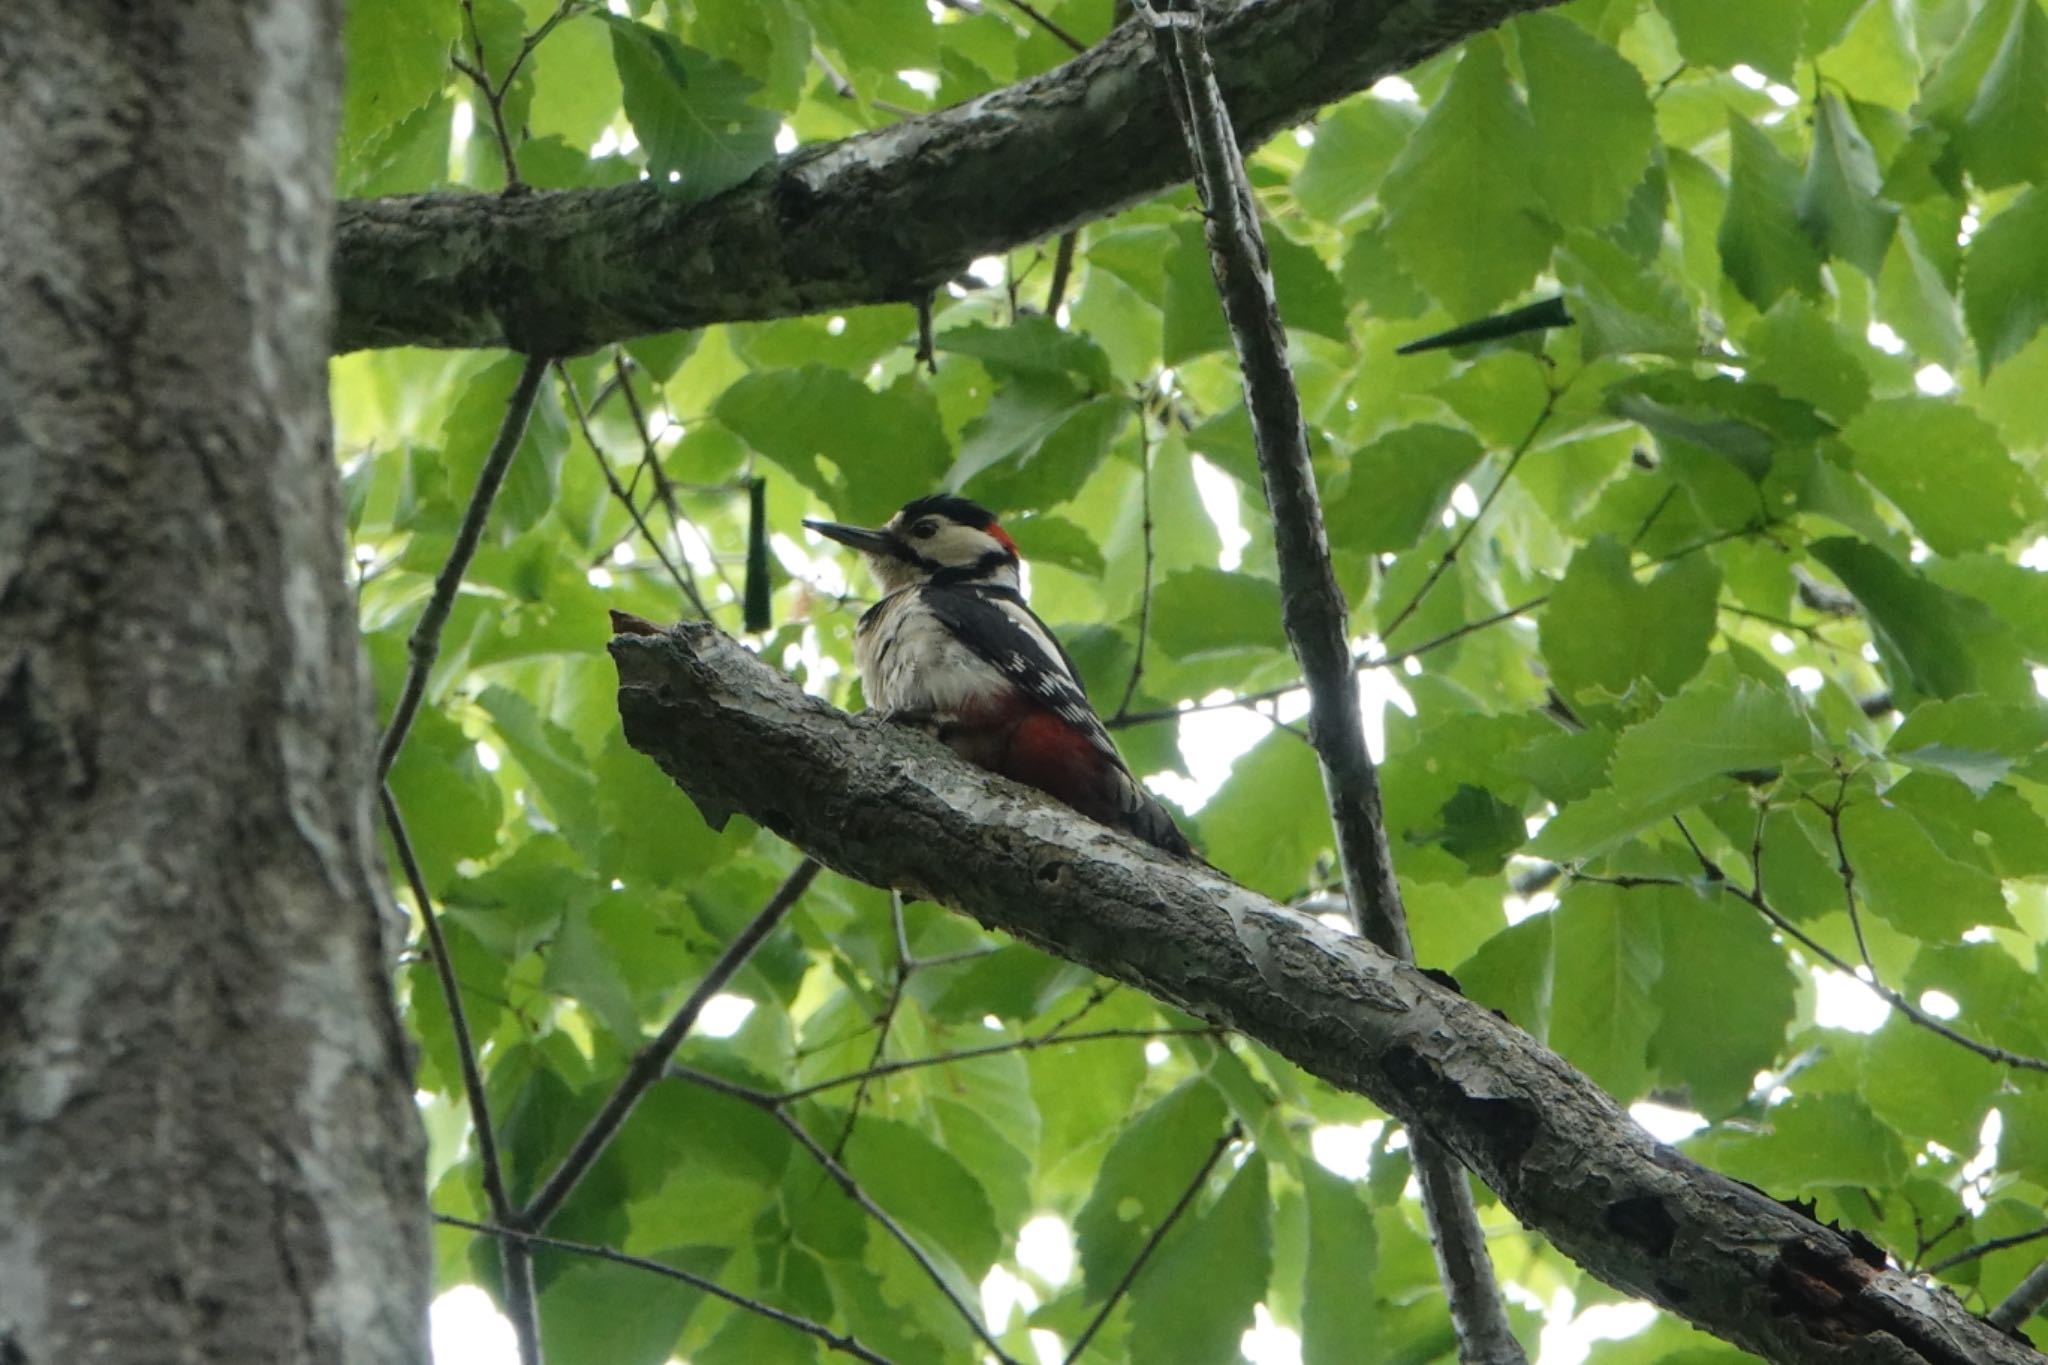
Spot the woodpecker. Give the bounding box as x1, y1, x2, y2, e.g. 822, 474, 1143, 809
805, 495, 1195, 857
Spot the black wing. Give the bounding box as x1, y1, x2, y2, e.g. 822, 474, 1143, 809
917, 583, 1128, 772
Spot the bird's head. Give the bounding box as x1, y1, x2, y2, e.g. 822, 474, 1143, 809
804, 494, 1020, 594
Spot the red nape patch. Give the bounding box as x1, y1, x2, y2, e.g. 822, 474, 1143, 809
1001, 710, 1114, 823
986, 522, 1018, 557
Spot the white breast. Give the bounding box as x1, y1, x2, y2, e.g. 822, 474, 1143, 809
857, 593, 1015, 716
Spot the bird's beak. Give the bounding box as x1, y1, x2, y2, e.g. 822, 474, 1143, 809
803, 518, 899, 557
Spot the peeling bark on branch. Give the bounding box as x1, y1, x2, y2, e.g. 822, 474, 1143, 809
610, 624, 2044, 1365
334, 0, 1566, 354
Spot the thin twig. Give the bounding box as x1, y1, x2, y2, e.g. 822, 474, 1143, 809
1990, 1250, 2048, 1331
1378, 385, 1561, 646
831, 896, 913, 1159
376, 354, 548, 779
1133, 5, 1525, 1359
522, 858, 821, 1230
614, 353, 745, 605
1658, 817, 2048, 1074
670, 1065, 1020, 1364
1063, 1122, 1241, 1364
555, 360, 710, 616
383, 788, 539, 1365
434, 1214, 894, 1364
996, 0, 1087, 52
1924, 1224, 2048, 1278
780, 1026, 1220, 1103
1113, 395, 1158, 720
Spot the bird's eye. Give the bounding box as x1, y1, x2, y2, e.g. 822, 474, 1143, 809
912, 521, 938, 539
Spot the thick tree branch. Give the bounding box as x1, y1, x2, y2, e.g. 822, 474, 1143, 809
1137, 4, 1519, 1356
608, 623, 2045, 1365
332, 0, 1568, 354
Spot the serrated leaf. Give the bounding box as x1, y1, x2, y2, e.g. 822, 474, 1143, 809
1520, 12, 1655, 226
606, 19, 777, 201
1549, 885, 1661, 1098
1608, 369, 1830, 481
843, 1116, 1003, 1281
1539, 535, 1719, 700
1964, 185, 2048, 371
1535, 661, 1811, 860
1199, 730, 1336, 898
343, 0, 462, 150
538, 1245, 723, 1365
1720, 115, 1825, 310
1649, 890, 1795, 1115
1801, 94, 1897, 278
1656, 0, 1804, 81
1889, 696, 2048, 795
1326, 424, 1485, 553
938, 316, 1114, 390
1299, 1164, 1377, 1365
1127, 1155, 1270, 1365
1839, 801, 2011, 939
1743, 298, 1870, 422
1005, 513, 1107, 577
1950, 0, 2048, 189
716, 367, 949, 524
1558, 231, 1697, 360
1294, 98, 1420, 226
1810, 537, 2030, 703
1074, 1081, 1231, 1298
1435, 783, 1526, 875
1688, 1094, 1907, 1190
1380, 38, 1556, 316
1862, 1018, 2003, 1151
1840, 398, 2039, 555
1149, 569, 1288, 659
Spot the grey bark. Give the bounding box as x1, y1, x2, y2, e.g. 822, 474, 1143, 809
0, 2, 430, 1362
611, 623, 2046, 1365
331, 0, 1567, 355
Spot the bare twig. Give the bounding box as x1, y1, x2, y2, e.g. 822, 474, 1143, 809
670, 1065, 1020, 1364
780, 1026, 1219, 1103
1113, 395, 1158, 720
996, 0, 1088, 52
383, 788, 539, 1365
1991, 1251, 2048, 1331
1063, 1121, 1241, 1363
521, 858, 821, 1230
1133, 5, 1525, 1359
375, 354, 548, 779
614, 353, 745, 606
1924, 1224, 2048, 1278
1378, 385, 1561, 646
555, 360, 710, 616
433, 1214, 894, 1364
830, 896, 913, 1159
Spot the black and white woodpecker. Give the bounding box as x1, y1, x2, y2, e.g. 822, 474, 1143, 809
805, 495, 1195, 858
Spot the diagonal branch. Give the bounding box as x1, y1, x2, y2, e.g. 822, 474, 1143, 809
1134, 3, 1521, 1358
608, 620, 2047, 1365
375, 353, 548, 779
332, 0, 1573, 354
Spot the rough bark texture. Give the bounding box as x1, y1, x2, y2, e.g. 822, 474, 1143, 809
332, 0, 1567, 355
611, 623, 2046, 1365
0, 2, 430, 1362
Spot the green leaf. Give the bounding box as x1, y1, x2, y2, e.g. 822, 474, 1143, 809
528, 13, 624, 149
1963, 185, 2048, 370
1810, 538, 2030, 703
1149, 569, 1288, 659
477, 684, 603, 856
1380, 38, 1556, 316
1074, 1080, 1231, 1298
1889, 696, 2048, 795
538, 1245, 722, 1365
1607, 369, 1830, 482
1838, 801, 2012, 939
543, 899, 644, 1044
1742, 297, 1870, 422
1299, 1164, 1378, 1365
1199, 731, 1335, 898
1862, 1018, 2003, 1151
1949, 0, 2048, 190
1326, 425, 1485, 553
1558, 230, 1698, 360
843, 1116, 1004, 1281
1005, 513, 1107, 577
1127, 1154, 1271, 1365
716, 367, 950, 524
1519, 12, 1656, 227
938, 316, 1114, 390
1535, 660, 1812, 860
606, 19, 777, 201
1656, 0, 1805, 81
1548, 884, 1661, 1098
1798, 92, 1897, 277
385, 708, 503, 891
1294, 98, 1420, 226
1649, 890, 1796, 1115
1719, 115, 1825, 310
441, 355, 571, 536
1688, 1094, 1907, 1191
1539, 535, 1719, 700
1436, 783, 1526, 875
343, 0, 461, 149
1840, 398, 2039, 555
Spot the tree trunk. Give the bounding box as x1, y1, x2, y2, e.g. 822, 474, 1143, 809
0, 2, 429, 1361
